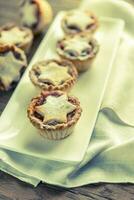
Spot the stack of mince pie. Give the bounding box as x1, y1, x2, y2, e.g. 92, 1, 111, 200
27, 9, 99, 140
0, 0, 52, 92
0, 24, 32, 91
58, 9, 99, 72
28, 59, 82, 140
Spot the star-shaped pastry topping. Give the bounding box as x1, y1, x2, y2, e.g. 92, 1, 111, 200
0, 27, 27, 45
63, 37, 92, 57
0, 52, 24, 88
67, 11, 94, 31
35, 94, 76, 123
21, 0, 38, 26
37, 62, 71, 86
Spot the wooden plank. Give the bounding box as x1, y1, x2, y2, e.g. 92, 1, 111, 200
69, 184, 134, 200
0, 172, 91, 200
0, 172, 134, 200
0, 0, 20, 25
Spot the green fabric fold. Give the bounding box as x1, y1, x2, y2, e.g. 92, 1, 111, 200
0, 111, 134, 187
101, 37, 134, 127
81, 0, 134, 127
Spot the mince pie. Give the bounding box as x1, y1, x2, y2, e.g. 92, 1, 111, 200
20, 0, 53, 34
62, 9, 98, 36
29, 59, 78, 92
0, 24, 33, 53
0, 45, 27, 91
57, 34, 99, 72
27, 90, 82, 140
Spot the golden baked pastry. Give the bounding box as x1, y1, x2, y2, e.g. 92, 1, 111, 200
0, 45, 27, 91
20, 0, 53, 34
27, 90, 82, 140
62, 9, 98, 35
29, 59, 78, 92
57, 34, 99, 72
0, 24, 33, 53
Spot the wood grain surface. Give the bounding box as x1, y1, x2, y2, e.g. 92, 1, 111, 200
0, 0, 134, 199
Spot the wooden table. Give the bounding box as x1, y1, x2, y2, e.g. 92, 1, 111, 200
0, 0, 134, 199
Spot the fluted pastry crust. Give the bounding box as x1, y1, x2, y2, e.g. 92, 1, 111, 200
20, 0, 53, 34
29, 59, 78, 92
57, 34, 99, 72
0, 23, 33, 53
62, 9, 98, 36
27, 90, 82, 140
0, 45, 27, 91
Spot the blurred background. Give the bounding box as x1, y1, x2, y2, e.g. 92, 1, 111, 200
0, 0, 79, 25
0, 0, 133, 26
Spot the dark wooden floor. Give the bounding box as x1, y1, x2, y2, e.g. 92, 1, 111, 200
0, 171, 134, 200
0, 0, 134, 199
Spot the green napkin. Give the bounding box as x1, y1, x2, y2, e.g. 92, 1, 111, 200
0, 0, 134, 187
101, 40, 134, 127
81, 0, 134, 127
0, 111, 134, 187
